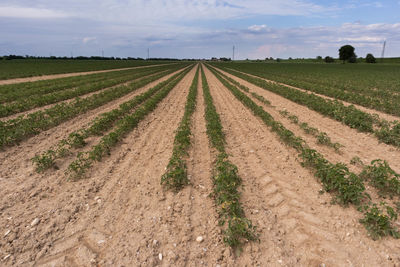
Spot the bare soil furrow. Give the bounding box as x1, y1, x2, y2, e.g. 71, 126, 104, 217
0, 63, 177, 85
29, 66, 196, 266
216, 68, 400, 174
0, 70, 169, 122
203, 66, 400, 266
226, 67, 400, 122
0, 69, 187, 263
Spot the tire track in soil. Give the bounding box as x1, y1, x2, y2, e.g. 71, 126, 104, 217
203, 66, 400, 266
215, 67, 400, 174
226, 68, 400, 122
0, 63, 178, 85
28, 66, 198, 266
0, 67, 190, 266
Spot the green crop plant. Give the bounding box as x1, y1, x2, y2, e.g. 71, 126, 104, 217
66, 65, 194, 179
360, 160, 400, 198
161, 66, 199, 191
206, 64, 399, 240
200, 65, 258, 251
0, 64, 189, 149
360, 202, 400, 240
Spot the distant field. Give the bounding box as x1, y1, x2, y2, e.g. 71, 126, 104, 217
0, 59, 174, 80
211, 61, 400, 116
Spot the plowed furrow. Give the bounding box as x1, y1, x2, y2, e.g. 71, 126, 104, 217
203, 66, 400, 266
32, 66, 196, 266
215, 68, 400, 174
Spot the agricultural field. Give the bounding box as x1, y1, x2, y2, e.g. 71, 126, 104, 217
0, 59, 173, 81
0, 61, 400, 266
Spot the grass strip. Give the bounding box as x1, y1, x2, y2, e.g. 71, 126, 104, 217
32, 67, 191, 172
201, 66, 258, 251
208, 65, 399, 240
66, 66, 194, 179
0, 64, 189, 148
160, 66, 199, 191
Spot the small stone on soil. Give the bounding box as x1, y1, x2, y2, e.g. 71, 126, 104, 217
196, 236, 204, 242
31, 218, 40, 226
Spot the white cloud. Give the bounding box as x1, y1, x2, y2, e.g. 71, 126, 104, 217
0, 0, 332, 23
0, 6, 69, 19
82, 37, 97, 44
248, 25, 268, 32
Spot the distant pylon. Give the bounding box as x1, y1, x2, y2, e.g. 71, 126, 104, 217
381, 40, 386, 62
232, 45, 235, 61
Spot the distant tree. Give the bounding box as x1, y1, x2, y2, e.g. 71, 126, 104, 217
324, 56, 335, 63
276, 58, 281, 62
366, 53, 376, 63
339, 45, 356, 63
316, 56, 322, 60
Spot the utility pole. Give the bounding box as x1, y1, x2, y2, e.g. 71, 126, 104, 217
232, 45, 235, 61
381, 40, 386, 62
102, 50, 104, 58
147, 48, 150, 60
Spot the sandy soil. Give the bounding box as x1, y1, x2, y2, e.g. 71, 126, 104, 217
0, 63, 176, 86
226, 68, 400, 123
203, 66, 400, 266
1, 63, 400, 266
215, 67, 400, 173
0, 69, 171, 122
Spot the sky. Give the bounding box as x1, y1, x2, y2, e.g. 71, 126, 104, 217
0, 0, 399, 59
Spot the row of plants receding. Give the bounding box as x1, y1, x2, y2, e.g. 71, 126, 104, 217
0, 66, 157, 104
208, 65, 400, 240
160, 66, 199, 191
222, 75, 344, 153
216, 63, 400, 117
277, 109, 343, 152
200, 66, 258, 250
66, 65, 194, 179
0, 65, 172, 117
0, 64, 189, 149
216, 66, 400, 149
32, 66, 192, 172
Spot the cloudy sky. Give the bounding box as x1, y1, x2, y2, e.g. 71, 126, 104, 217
1, 0, 399, 59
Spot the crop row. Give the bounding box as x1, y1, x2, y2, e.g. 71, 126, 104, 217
32, 66, 192, 172
0, 64, 176, 105
0, 66, 174, 117
215, 66, 400, 148
66, 65, 194, 179
222, 77, 343, 153
277, 109, 343, 152
0, 59, 172, 80
160, 66, 199, 191
200, 66, 258, 250
208, 65, 399, 240
0, 64, 188, 148
0, 67, 149, 103
214, 62, 400, 116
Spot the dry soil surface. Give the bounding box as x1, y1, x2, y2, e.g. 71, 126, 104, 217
1, 64, 399, 266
